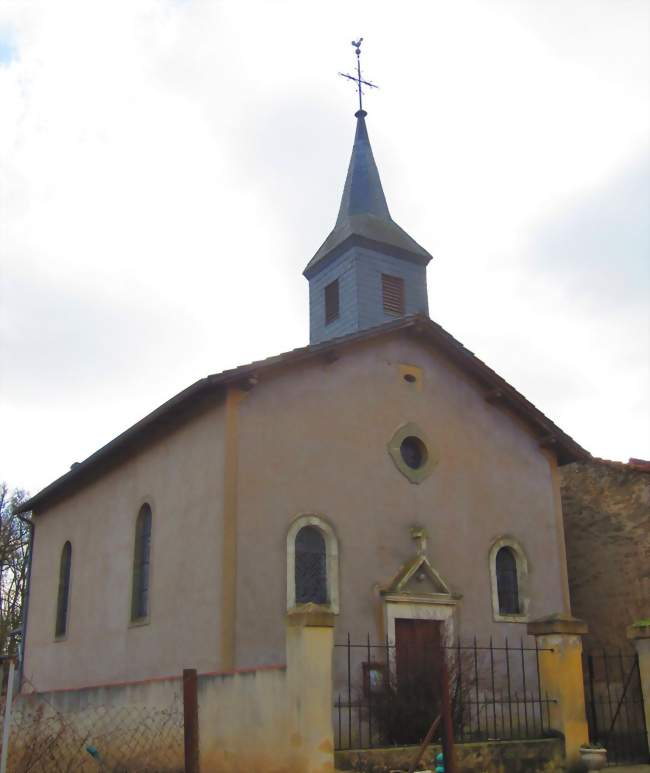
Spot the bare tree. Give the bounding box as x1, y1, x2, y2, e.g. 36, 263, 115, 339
0, 482, 31, 657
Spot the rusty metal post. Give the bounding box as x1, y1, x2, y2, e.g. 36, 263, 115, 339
440, 650, 457, 773
183, 668, 199, 773
408, 713, 441, 773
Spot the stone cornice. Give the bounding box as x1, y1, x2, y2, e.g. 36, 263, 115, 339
527, 613, 588, 637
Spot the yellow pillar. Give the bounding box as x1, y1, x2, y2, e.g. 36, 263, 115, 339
286, 604, 335, 773
627, 620, 650, 755
528, 613, 589, 766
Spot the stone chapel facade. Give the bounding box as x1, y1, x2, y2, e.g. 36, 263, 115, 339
17, 110, 589, 693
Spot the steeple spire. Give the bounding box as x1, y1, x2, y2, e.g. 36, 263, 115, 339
335, 110, 390, 225
304, 112, 431, 278
304, 41, 432, 344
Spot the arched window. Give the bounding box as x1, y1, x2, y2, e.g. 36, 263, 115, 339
489, 538, 529, 622
286, 514, 339, 613
131, 504, 152, 622
55, 541, 72, 638
295, 526, 327, 604
496, 547, 519, 614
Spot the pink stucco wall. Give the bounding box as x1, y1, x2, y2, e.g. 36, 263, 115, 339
234, 332, 568, 665
23, 330, 569, 691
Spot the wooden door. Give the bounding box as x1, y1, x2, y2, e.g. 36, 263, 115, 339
395, 618, 443, 702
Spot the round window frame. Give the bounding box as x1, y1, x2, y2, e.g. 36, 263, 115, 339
387, 423, 437, 484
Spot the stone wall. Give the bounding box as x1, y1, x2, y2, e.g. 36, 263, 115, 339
561, 459, 650, 651
9, 610, 336, 773
335, 738, 565, 773
9, 666, 300, 773
8, 675, 185, 772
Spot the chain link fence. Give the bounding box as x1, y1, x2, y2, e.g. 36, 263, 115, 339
6, 676, 184, 773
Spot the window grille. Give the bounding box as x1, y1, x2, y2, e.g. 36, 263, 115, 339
382, 274, 405, 315
324, 279, 340, 324
131, 504, 152, 621
55, 541, 72, 638
496, 546, 519, 614
295, 526, 327, 604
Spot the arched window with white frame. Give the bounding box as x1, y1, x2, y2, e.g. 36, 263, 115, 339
496, 546, 519, 614
287, 514, 339, 613
295, 526, 327, 604
488, 537, 529, 622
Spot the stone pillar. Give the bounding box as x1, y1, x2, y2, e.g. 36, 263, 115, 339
627, 620, 650, 755
528, 613, 589, 766
286, 604, 335, 773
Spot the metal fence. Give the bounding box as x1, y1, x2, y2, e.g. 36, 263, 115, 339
334, 634, 556, 750
5, 674, 184, 773
584, 650, 649, 766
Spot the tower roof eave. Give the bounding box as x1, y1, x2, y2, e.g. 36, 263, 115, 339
303, 213, 432, 278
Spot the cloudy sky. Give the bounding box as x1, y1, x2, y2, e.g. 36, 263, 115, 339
1, 0, 648, 496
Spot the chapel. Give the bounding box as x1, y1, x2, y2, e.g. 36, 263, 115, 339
17, 101, 589, 696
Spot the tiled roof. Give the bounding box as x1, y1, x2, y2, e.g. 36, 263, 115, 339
17, 314, 591, 514
590, 457, 650, 474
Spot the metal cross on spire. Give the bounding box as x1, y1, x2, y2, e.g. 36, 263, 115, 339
338, 38, 378, 113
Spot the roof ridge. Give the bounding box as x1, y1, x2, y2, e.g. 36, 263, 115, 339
17, 315, 591, 513
590, 457, 650, 473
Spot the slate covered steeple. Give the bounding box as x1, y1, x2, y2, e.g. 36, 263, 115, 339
335, 111, 391, 223
305, 110, 432, 344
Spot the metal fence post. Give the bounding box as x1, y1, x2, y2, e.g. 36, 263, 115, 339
439, 648, 457, 773
0, 658, 16, 773
627, 622, 650, 758
183, 668, 199, 773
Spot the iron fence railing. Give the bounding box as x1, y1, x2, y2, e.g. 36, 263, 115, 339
334, 634, 556, 750
584, 650, 649, 765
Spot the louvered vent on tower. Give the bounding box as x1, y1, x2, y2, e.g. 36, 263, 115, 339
324, 279, 340, 324
382, 274, 405, 316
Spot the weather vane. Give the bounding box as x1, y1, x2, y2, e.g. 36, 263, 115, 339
339, 38, 378, 113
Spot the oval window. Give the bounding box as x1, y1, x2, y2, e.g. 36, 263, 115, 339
400, 436, 427, 470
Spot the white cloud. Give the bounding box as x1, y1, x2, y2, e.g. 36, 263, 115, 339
0, 0, 648, 492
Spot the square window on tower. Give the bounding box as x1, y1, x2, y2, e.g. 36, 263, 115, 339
382, 274, 405, 315
324, 279, 340, 325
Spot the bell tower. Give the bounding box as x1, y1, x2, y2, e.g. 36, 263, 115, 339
304, 43, 432, 344
304, 109, 432, 344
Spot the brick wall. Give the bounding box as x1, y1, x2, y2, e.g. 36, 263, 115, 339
561, 460, 650, 651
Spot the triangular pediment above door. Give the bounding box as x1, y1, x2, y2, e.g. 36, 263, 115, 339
381, 554, 454, 600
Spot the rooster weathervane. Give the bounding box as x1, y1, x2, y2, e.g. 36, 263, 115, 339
338, 38, 378, 113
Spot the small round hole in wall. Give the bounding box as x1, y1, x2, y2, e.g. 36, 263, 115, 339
403, 373, 417, 384
400, 436, 428, 470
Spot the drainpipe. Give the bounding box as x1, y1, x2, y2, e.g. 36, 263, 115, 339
16, 513, 34, 691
